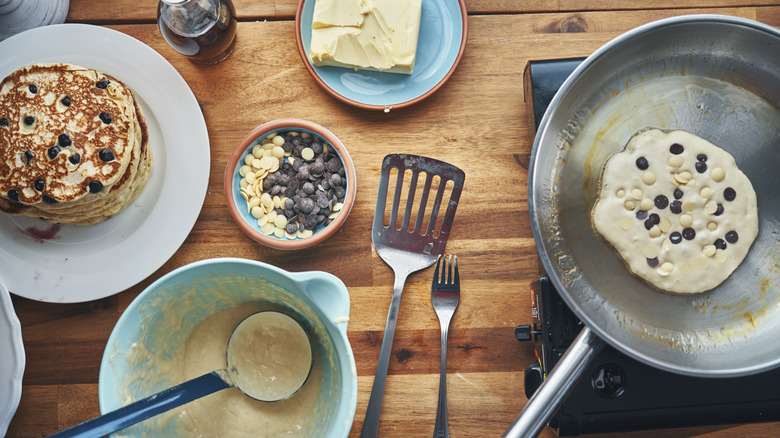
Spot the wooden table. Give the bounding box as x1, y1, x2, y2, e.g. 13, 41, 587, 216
6, 1, 780, 437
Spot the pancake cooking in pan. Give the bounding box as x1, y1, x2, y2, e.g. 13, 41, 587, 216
0, 63, 152, 225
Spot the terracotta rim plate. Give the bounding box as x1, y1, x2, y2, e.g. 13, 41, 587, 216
0, 280, 23, 437
0, 24, 210, 303
295, 0, 468, 111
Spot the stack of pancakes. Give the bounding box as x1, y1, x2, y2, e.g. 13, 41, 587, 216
0, 63, 152, 225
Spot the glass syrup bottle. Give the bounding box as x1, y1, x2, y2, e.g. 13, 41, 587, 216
157, 0, 237, 65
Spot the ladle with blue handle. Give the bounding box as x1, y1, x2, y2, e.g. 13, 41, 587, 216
47, 311, 313, 438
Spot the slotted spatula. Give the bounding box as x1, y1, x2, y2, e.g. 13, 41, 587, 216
361, 154, 465, 438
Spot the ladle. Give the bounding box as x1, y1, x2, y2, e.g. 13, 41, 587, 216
47, 310, 314, 438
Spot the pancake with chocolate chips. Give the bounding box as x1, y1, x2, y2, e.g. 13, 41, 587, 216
591, 129, 758, 294
0, 63, 152, 225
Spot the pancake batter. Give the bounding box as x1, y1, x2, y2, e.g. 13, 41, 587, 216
591, 129, 758, 294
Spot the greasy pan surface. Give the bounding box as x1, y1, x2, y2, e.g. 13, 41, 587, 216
529, 15, 780, 377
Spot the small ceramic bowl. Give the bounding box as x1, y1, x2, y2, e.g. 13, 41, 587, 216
98, 258, 357, 437
225, 119, 356, 250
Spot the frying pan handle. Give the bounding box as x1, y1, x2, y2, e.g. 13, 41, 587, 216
503, 326, 605, 438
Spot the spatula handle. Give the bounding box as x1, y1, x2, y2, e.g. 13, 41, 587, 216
361, 272, 409, 438
47, 371, 231, 438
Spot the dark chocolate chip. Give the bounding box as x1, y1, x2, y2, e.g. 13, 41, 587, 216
24, 116, 35, 125
58, 133, 71, 147
697, 154, 707, 162
644, 214, 660, 230
724, 187, 736, 201
636, 210, 648, 220
646, 257, 659, 267
682, 227, 696, 240
88, 180, 104, 193
69, 154, 81, 165
61, 96, 71, 107
99, 149, 115, 162
0, 118, 8, 127
725, 231, 739, 243
670, 143, 684, 154
635, 156, 649, 170
96, 79, 110, 89
654, 195, 669, 209
695, 161, 707, 173
673, 188, 684, 199
47, 146, 61, 159
99, 112, 112, 124
34, 179, 45, 192
670, 232, 683, 244
42, 195, 58, 205
23, 150, 34, 164
28, 84, 38, 94
7, 189, 19, 203
714, 238, 727, 250
714, 204, 724, 216
670, 200, 682, 214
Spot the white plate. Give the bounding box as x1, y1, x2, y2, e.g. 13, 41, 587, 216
0, 280, 24, 437
0, 24, 210, 303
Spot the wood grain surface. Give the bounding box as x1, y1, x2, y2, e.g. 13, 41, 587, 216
5, 1, 780, 437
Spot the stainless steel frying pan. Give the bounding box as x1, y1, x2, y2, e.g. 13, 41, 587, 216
506, 15, 780, 437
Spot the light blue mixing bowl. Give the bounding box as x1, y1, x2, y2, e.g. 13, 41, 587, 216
98, 258, 357, 437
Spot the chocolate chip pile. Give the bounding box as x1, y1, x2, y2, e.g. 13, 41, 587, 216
238, 131, 346, 239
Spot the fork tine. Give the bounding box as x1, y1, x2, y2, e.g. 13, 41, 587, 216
445, 255, 453, 284
453, 255, 459, 285
432, 254, 442, 287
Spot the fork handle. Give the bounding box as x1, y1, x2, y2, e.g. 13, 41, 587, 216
433, 318, 451, 438
361, 272, 410, 438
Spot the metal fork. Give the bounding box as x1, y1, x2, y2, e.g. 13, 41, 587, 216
432, 254, 460, 438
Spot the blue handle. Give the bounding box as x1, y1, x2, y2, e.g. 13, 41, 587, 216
47, 371, 232, 438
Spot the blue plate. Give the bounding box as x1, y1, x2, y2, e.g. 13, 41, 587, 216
295, 0, 468, 111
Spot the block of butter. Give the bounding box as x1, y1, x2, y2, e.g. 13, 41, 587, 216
310, 0, 422, 75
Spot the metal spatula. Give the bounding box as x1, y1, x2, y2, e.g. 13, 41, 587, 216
361, 154, 464, 438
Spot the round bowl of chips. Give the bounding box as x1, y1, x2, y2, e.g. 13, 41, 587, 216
225, 119, 356, 250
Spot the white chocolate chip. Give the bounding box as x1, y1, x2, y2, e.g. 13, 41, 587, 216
301, 147, 315, 161
680, 261, 694, 275
704, 200, 718, 215
643, 244, 659, 259
680, 214, 693, 227
642, 171, 656, 185
624, 200, 636, 211
659, 217, 672, 233
714, 249, 728, 264
702, 244, 716, 257
640, 198, 654, 211
649, 225, 661, 238
707, 221, 718, 231
620, 217, 634, 230
712, 167, 726, 182
694, 256, 709, 270
700, 187, 713, 199
668, 156, 684, 168
631, 188, 643, 200
657, 262, 674, 277
682, 201, 695, 213
616, 189, 625, 198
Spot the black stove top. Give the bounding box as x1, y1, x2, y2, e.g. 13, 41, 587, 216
517, 59, 780, 436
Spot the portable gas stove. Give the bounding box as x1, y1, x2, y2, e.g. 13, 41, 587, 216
516, 59, 780, 436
